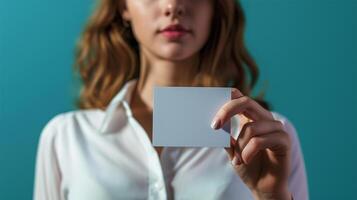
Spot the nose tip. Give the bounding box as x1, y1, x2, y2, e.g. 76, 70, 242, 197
164, 3, 185, 17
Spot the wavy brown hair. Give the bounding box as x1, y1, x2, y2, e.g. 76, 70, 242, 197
74, 0, 270, 110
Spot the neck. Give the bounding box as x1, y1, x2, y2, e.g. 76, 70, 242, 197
131, 48, 199, 112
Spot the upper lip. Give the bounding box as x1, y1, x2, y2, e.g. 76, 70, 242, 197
160, 24, 190, 33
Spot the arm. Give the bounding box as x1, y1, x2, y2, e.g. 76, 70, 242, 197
281, 116, 309, 200
33, 115, 64, 200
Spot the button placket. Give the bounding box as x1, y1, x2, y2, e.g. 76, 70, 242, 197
148, 148, 166, 199
124, 101, 167, 199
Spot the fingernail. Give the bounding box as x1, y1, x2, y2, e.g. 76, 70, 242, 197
210, 118, 220, 130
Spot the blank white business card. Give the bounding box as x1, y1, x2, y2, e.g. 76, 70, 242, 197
153, 87, 232, 147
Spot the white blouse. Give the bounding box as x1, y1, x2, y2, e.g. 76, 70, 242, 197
33, 79, 308, 200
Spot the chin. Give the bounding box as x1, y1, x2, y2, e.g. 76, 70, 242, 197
158, 47, 196, 61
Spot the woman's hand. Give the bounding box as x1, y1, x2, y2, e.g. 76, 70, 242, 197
211, 88, 292, 200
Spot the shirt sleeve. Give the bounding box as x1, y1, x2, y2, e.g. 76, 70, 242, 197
278, 114, 309, 200
33, 115, 64, 200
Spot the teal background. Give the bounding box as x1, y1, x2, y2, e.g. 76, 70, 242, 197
0, 0, 356, 199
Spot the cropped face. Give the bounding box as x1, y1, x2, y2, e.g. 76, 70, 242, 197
122, 0, 214, 61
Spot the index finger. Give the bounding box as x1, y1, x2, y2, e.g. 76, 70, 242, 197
211, 89, 273, 130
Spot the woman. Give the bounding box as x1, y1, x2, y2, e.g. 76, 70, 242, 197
34, 0, 308, 199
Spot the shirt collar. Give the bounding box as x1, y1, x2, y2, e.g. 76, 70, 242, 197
99, 79, 138, 134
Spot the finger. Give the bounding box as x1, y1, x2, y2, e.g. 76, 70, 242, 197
231, 120, 283, 166
211, 95, 273, 130
237, 120, 284, 153
212, 88, 244, 131
241, 132, 290, 164
232, 88, 266, 121
225, 136, 245, 166
224, 135, 237, 160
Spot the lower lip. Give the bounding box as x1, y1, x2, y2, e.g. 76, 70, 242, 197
161, 31, 187, 39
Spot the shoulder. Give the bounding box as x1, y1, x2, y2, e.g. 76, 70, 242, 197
270, 113, 308, 198
38, 109, 105, 145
